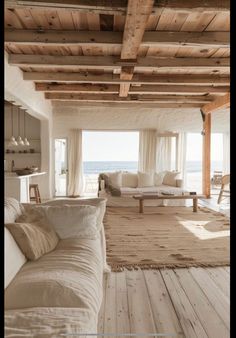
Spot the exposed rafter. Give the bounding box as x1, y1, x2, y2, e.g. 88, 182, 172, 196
44, 92, 214, 103
23, 72, 230, 86
5, 29, 230, 49
201, 92, 230, 114
35, 83, 230, 95
9, 54, 229, 70
5, 0, 230, 15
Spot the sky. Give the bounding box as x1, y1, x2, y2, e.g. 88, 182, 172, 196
82, 131, 223, 162
82, 131, 139, 161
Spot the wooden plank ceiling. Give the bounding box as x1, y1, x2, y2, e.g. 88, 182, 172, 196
4, 0, 230, 108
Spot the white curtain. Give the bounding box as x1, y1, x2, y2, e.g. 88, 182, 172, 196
223, 132, 230, 174
176, 132, 187, 187
68, 129, 84, 196
156, 136, 172, 172
138, 130, 157, 173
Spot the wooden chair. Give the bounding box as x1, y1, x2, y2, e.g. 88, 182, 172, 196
217, 174, 230, 204
29, 184, 41, 204
211, 170, 223, 188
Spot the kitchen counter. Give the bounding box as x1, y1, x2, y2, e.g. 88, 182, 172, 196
5, 172, 46, 179
5, 172, 46, 203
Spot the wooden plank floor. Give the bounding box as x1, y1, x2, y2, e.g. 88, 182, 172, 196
98, 267, 230, 338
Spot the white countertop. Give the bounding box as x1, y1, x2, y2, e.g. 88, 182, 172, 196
5, 172, 46, 180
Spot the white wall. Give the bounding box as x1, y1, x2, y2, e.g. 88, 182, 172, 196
4, 52, 53, 199
52, 103, 230, 136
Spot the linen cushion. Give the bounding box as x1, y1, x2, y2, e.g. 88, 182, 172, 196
108, 171, 122, 187
5, 237, 103, 313
5, 198, 24, 224
36, 198, 107, 231
162, 171, 180, 187
122, 172, 138, 188
154, 172, 166, 186
26, 205, 99, 240
5, 220, 59, 261
4, 227, 26, 289
137, 171, 154, 187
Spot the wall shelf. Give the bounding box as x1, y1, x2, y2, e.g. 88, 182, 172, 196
5, 153, 41, 156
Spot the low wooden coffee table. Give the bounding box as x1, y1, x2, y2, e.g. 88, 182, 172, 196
133, 194, 205, 213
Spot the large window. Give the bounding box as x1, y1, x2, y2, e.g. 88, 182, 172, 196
186, 133, 223, 193
82, 131, 139, 174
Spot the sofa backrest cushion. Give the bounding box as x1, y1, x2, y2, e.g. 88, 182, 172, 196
24, 198, 107, 232
27, 205, 99, 240
5, 198, 24, 224
122, 172, 138, 188
4, 227, 26, 289
137, 172, 154, 187
162, 171, 180, 187
107, 171, 122, 188
154, 172, 166, 186
5, 218, 59, 261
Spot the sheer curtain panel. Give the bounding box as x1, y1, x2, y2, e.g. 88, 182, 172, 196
176, 132, 187, 187
156, 136, 172, 172
68, 129, 84, 197
138, 130, 157, 173
223, 132, 230, 174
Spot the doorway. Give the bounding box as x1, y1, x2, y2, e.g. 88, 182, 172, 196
54, 138, 68, 196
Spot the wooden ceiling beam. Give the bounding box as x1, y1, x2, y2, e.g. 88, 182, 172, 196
44, 92, 213, 103
9, 54, 230, 70
35, 83, 230, 95
54, 101, 205, 108
5, 0, 230, 15
5, 29, 230, 49
119, 0, 154, 97
23, 72, 230, 86
201, 92, 230, 114
36, 83, 120, 93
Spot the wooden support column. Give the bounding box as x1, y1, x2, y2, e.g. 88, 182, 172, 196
202, 112, 211, 198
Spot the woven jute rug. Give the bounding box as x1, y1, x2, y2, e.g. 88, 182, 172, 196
103, 206, 230, 271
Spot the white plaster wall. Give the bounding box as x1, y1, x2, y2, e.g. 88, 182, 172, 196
52, 103, 230, 136
4, 52, 53, 199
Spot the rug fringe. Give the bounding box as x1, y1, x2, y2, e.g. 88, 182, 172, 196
109, 262, 230, 272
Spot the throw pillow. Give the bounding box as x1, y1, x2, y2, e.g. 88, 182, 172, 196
154, 172, 166, 186
31, 205, 99, 240
32, 198, 107, 232
162, 171, 180, 187
137, 171, 154, 187
122, 173, 138, 188
5, 220, 59, 261
108, 171, 122, 188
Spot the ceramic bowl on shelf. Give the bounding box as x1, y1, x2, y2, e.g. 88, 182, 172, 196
14, 168, 34, 176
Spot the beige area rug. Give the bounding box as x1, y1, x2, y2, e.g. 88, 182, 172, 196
103, 206, 230, 271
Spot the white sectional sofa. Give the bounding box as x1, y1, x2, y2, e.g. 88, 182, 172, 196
98, 170, 187, 207
4, 197, 108, 337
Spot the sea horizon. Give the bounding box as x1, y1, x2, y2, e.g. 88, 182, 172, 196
83, 160, 223, 174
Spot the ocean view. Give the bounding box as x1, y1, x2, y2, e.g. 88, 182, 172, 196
83, 161, 223, 174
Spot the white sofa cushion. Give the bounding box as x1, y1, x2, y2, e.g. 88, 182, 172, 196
34, 197, 107, 232
5, 237, 103, 314
108, 171, 122, 187
5, 198, 24, 224
4, 227, 26, 289
163, 171, 180, 187
154, 172, 166, 186
137, 171, 154, 187
28, 205, 99, 240
122, 172, 138, 188
6, 220, 59, 261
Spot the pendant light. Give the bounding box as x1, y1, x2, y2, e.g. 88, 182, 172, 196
8, 103, 18, 146
17, 107, 24, 146
23, 110, 30, 146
